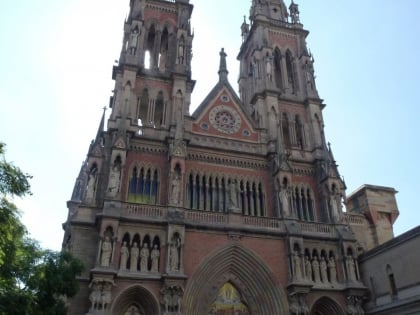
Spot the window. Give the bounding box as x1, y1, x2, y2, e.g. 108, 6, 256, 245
128, 167, 159, 204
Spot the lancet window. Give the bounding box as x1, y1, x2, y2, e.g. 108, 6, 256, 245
274, 48, 283, 90
136, 89, 167, 128
128, 166, 159, 204
285, 50, 297, 93
281, 113, 307, 149
186, 173, 265, 216
292, 186, 315, 221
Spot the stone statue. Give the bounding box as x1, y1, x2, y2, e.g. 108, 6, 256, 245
100, 237, 112, 267
304, 256, 312, 281
120, 241, 129, 270
130, 242, 139, 272
178, 40, 184, 64
85, 167, 97, 203
280, 188, 290, 217
312, 257, 321, 283
101, 282, 112, 310
108, 164, 121, 197
347, 256, 357, 281
128, 28, 139, 55
228, 179, 238, 209
265, 56, 272, 81
328, 257, 337, 283
330, 194, 339, 221
169, 237, 181, 272
89, 282, 101, 311
320, 257, 328, 283
293, 252, 302, 281
171, 174, 181, 205
125, 306, 141, 315
151, 245, 160, 272
140, 243, 149, 272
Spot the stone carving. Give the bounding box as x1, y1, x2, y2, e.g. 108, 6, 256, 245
312, 257, 321, 283
346, 256, 357, 282
125, 305, 141, 315
169, 236, 181, 272
130, 242, 139, 272
265, 56, 272, 81
100, 236, 112, 267
107, 163, 121, 197
178, 40, 184, 64
328, 257, 337, 283
280, 188, 290, 217
129, 27, 139, 55
346, 296, 364, 315
140, 243, 150, 272
330, 194, 339, 221
304, 255, 312, 281
289, 293, 309, 315
171, 174, 181, 205
293, 252, 303, 281
151, 245, 160, 272
120, 241, 129, 270
320, 257, 328, 283
88, 279, 115, 312
161, 285, 183, 315
228, 179, 238, 210
85, 166, 98, 203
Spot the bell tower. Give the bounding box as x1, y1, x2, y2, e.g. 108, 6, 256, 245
108, 0, 195, 139
238, 0, 345, 223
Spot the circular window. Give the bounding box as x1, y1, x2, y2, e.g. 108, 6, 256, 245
220, 95, 230, 102
209, 105, 241, 134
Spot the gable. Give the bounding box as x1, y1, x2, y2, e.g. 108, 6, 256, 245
192, 87, 258, 142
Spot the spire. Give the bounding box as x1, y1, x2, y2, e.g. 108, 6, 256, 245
95, 107, 106, 144
289, 0, 301, 24
218, 48, 229, 82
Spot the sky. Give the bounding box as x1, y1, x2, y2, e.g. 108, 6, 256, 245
1, 0, 419, 251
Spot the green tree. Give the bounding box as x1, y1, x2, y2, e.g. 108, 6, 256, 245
0, 143, 83, 315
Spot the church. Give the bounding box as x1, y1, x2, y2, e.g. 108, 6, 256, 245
62, 0, 412, 314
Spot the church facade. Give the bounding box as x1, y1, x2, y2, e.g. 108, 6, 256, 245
63, 1, 402, 314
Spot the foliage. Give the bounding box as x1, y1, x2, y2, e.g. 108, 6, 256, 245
0, 143, 83, 315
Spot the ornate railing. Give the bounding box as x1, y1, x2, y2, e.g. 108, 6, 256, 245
184, 210, 227, 225
300, 222, 335, 236
122, 204, 167, 219
242, 216, 285, 231
343, 213, 365, 225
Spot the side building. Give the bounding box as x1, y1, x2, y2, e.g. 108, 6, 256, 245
62, 0, 409, 314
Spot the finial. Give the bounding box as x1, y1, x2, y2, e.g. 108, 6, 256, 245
218, 48, 229, 82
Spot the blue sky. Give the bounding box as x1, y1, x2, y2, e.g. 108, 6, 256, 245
1, 0, 419, 251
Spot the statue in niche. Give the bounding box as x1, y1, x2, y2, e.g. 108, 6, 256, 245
330, 194, 339, 221
130, 242, 139, 272
320, 257, 328, 282
128, 27, 139, 55
85, 165, 98, 203
108, 162, 121, 197
169, 236, 181, 272
120, 241, 129, 270
171, 174, 181, 205
328, 257, 337, 283
304, 256, 312, 281
312, 257, 321, 283
125, 305, 141, 315
89, 282, 102, 311
228, 179, 238, 209
293, 252, 303, 281
346, 256, 357, 281
100, 237, 112, 267
140, 243, 149, 272
265, 55, 272, 81
178, 40, 185, 64
151, 245, 160, 272
280, 188, 290, 217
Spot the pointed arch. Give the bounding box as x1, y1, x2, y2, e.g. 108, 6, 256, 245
138, 88, 149, 125
281, 113, 291, 148
273, 47, 283, 90
159, 27, 169, 71
285, 50, 296, 93
110, 285, 159, 315
154, 90, 165, 127
145, 24, 156, 68
183, 243, 288, 315
310, 296, 345, 315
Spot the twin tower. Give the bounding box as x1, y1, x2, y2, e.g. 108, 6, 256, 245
63, 1, 399, 314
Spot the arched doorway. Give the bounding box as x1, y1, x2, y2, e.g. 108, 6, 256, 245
310, 297, 345, 315
110, 285, 159, 315
183, 243, 288, 315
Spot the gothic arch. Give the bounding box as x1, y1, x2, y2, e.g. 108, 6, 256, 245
183, 243, 288, 315
310, 296, 345, 315
110, 285, 159, 315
